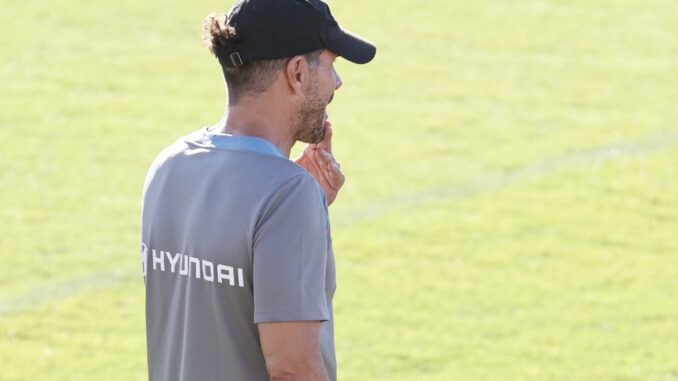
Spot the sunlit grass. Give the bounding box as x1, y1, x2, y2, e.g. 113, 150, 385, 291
1, 0, 677, 379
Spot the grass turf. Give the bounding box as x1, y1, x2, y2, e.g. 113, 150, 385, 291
1, 0, 677, 379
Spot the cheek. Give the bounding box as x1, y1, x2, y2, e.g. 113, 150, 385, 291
324, 70, 336, 89
324, 78, 335, 97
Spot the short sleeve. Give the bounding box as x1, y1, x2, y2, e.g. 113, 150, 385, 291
252, 173, 330, 324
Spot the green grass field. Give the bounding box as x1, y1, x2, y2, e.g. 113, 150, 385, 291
1, 0, 677, 379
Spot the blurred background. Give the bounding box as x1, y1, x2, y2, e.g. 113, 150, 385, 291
1, 0, 677, 379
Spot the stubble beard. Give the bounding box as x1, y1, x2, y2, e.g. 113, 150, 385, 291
292, 79, 327, 144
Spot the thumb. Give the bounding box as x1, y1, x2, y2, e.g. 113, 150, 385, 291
318, 122, 333, 153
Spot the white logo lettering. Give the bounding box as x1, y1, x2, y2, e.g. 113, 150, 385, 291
179, 254, 189, 275
217, 264, 235, 286
189, 257, 201, 278
141, 242, 148, 277
202, 260, 215, 282
152, 249, 165, 271
140, 244, 245, 288
167, 251, 181, 273
238, 268, 245, 287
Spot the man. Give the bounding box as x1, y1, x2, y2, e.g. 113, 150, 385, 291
140, 0, 375, 380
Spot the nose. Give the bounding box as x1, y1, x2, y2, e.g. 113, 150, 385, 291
333, 68, 342, 90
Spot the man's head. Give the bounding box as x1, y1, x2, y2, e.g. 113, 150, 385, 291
202, 0, 375, 142
202, 14, 323, 105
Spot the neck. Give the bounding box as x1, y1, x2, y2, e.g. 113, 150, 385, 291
215, 94, 296, 157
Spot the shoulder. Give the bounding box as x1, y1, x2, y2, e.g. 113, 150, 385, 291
145, 132, 197, 173
256, 170, 328, 227
266, 171, 325, 208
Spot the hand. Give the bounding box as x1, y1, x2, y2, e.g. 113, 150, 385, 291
293, 121, 345, 206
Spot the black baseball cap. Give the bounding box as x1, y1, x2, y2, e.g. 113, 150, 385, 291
220, 0, 376, 68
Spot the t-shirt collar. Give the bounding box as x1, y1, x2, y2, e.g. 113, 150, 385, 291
187, 126, 288, 159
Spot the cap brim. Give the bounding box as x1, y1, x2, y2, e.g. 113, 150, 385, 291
326, 26, 376, 64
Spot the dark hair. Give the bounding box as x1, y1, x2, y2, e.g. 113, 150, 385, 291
202, 13, 321, 104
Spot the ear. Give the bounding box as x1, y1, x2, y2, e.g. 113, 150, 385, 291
284, 55, 309, 97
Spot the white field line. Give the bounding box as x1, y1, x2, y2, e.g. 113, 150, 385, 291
0, 266, 140, 316
1, 129, 677, 316
332, 128, 678, 229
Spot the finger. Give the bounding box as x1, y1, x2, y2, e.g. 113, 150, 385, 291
318, 124, 333, 153
327, 162, 345, 188
317, 148, 335, 165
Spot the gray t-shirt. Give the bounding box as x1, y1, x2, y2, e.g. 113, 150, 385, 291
140, 127, 336, 381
